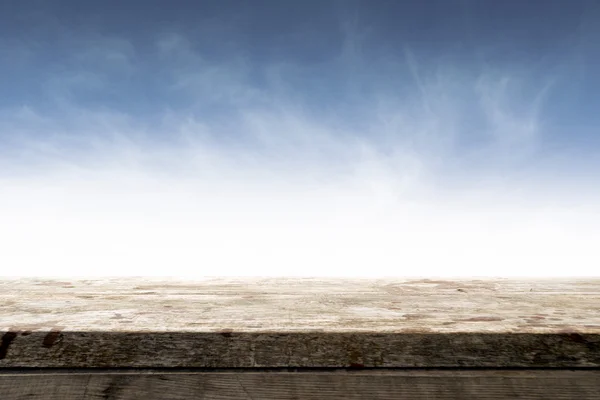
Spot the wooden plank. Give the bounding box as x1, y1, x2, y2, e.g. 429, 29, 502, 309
1, 278, 599, 367
1, 370, 600, 399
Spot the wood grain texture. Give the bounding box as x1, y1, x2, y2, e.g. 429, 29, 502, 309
1, 278, 599, 367
1, 370, 600, 399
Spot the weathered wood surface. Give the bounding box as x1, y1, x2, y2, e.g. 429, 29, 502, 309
1, 278, 599, 367
1, 370, 600, 399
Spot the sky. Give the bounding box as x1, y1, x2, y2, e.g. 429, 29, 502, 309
1, 0, 599, 277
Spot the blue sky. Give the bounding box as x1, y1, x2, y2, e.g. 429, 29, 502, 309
1, 1, 599, 276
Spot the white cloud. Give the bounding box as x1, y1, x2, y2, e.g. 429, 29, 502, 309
1, 102, 598, 278
1, 32, 598, 278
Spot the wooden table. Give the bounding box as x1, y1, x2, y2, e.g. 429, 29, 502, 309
1, 278, 599, 398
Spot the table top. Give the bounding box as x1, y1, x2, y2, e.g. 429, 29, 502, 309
1, 278, 599, 368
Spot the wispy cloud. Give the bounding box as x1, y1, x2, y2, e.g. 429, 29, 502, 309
0, 16, 598, 277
